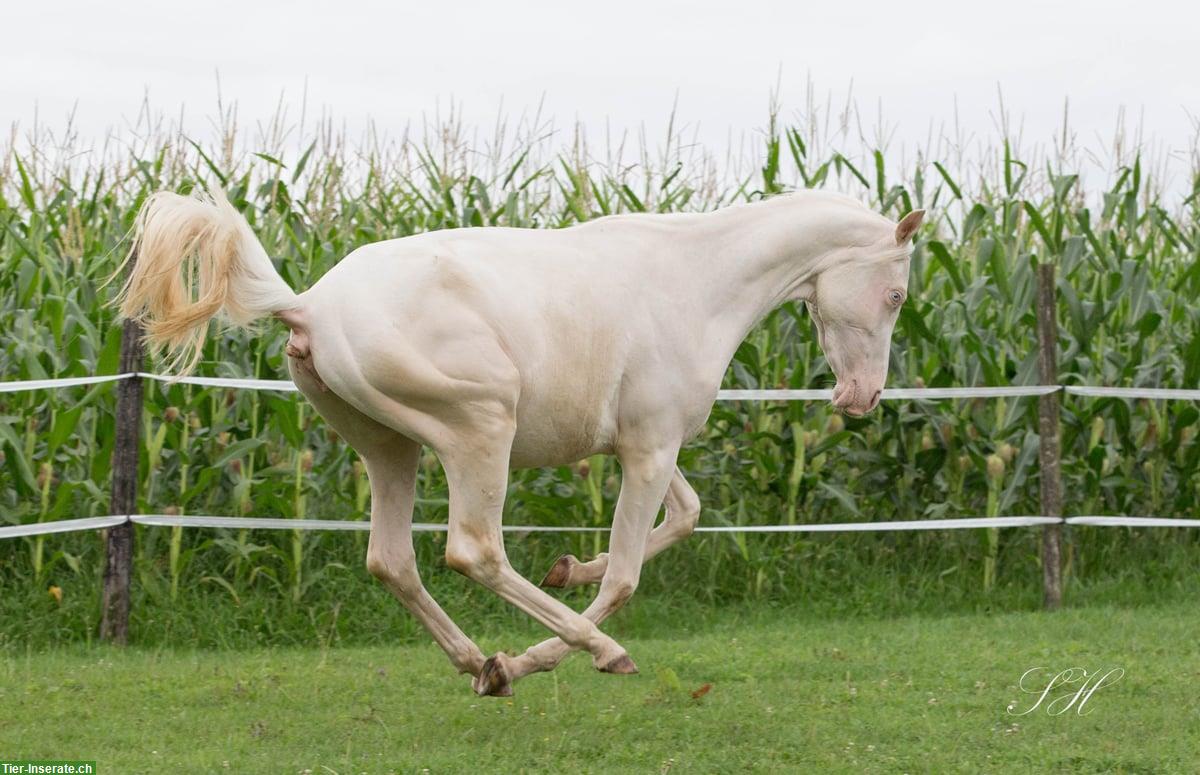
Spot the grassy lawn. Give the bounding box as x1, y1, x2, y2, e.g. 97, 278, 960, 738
2, 602, 1197, 773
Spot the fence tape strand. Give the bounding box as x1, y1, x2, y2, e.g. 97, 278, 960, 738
716, 386, 1062, 401
694, 516, 1063, 532
6, 514, 1198, 540
1065, 516, 1200, 527
7, 373, 1200, 400
1063, 386, 1200, 400
0, 374, 133, 393
137, 373, 301, 392
0, 515, 127, 539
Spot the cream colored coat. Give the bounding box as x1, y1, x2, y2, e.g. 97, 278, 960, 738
119, 188, 922, 696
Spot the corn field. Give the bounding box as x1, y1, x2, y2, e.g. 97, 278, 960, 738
2, 98, 1199, 629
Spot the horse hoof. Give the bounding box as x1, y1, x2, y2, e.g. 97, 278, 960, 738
540, 555, 575, 588
599, 653, 639, 675
472, 654, 514, 697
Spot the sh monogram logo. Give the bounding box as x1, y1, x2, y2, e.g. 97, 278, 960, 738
1006, 667, 1125, 716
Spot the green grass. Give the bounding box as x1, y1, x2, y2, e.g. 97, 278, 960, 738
5, 526, 1200, 652
3, 603, 1197, 773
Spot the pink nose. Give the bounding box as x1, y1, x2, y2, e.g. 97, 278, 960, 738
831, 381, 883, 415
831, 380, 857, 409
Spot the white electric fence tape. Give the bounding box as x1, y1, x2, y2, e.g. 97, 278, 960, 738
880, 386, 1062, 399
3, 514, 1196, 540
0, 374, 133, 393
4, 373, 1200, 400
131, 514, 369, 531
128, 514, 601, 533
1065, 516, 1200, 527
717, 388, 834, 400
694, 516, 1064, 532
1063, 386, 1200, 400
127, 515, 1064, 532
137, 373, 301, 392
0, 515, 127, 539
716, 386, 1062, 400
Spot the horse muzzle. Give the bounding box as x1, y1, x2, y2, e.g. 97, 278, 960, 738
831, 379, 882, 416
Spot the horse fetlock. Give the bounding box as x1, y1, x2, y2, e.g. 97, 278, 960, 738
457, 648, 488, 678
541, 553, 607, 588
676, 504, 701, 536
581, 629, 629, 664
519, 647, 560, 675
579, 553, 610, 584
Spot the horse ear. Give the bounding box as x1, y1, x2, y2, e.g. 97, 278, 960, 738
895, 210, 925, 245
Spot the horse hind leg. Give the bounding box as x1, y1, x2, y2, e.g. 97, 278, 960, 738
363, 441, 488, 679
289, 360, 486, 681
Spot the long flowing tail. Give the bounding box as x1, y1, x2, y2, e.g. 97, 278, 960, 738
115, 187, 300, 373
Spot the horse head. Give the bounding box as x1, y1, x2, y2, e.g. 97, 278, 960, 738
804, 209, 924, 416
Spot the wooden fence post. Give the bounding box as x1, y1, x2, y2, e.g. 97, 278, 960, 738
1035, 262, 1063, 610
99, 250, 144, 644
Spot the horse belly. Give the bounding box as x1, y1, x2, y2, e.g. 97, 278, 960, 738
508, 390, 617, 468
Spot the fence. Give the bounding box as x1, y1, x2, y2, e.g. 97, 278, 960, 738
3, 264, 1199, 641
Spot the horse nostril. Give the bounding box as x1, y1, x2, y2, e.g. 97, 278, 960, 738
870, 390, 882, 409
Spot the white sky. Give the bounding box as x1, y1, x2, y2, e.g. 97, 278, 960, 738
5, 0, 1199, 189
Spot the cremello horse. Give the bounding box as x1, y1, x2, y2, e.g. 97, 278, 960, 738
119, 187, 922, 696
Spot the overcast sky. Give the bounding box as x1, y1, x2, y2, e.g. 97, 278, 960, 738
5, 0, 1198, 186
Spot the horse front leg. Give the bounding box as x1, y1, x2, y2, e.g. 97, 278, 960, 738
541, 466, 700, 589
505, 445, 680, 684
438, 413, 640, 697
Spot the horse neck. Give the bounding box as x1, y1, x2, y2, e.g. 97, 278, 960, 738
685, 197, 830, 364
